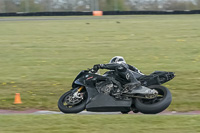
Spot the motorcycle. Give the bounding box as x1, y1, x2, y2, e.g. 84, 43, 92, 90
58, 68, 175, 114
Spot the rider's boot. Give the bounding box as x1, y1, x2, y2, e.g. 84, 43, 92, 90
123, 82, 157, 95
117, 68, 157, 95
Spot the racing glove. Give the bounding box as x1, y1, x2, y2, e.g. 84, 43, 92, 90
92, 64, 101, 73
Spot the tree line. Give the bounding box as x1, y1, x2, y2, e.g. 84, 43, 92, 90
0, 0, 199, 13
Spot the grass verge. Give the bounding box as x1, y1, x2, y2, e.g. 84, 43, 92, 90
0, 114, 200, 133
0, 15, 200, 111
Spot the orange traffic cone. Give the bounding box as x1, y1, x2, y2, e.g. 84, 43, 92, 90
14, 93, 22, 104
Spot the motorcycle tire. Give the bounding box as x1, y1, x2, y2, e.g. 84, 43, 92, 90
135, 85, 172, 114
58, 90, 87, 113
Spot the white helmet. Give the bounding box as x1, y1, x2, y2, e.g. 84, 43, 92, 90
109, 56, 126, 64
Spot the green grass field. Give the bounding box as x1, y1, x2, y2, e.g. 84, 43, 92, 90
0, 15, 200, 111
0, 114, 199, 133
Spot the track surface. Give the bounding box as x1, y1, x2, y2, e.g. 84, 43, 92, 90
0, 109, 200, 115
0, 16, 138, 22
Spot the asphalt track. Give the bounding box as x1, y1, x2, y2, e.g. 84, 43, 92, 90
0, 16, 140, 22
0, 109, 200, 115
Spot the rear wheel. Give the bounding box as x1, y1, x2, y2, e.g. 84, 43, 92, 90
58, 87, 87, 113
135, 85, 172, 114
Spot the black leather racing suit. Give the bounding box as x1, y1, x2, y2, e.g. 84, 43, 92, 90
94, 63, 143, 86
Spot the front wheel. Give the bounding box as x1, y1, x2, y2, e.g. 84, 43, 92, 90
135, 85, 172, 114
58, 87, 87, 113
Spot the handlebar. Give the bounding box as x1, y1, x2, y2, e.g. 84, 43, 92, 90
87, 68, 97, 73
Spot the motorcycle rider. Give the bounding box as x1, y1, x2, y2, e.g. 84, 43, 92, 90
92, 56, 155, 95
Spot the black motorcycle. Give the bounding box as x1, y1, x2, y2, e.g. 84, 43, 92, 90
58, 68, 175, 114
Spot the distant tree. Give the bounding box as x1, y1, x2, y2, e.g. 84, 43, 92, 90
103, 0, 115, 11
0, 0, 6, 13
3, 0, 18, 12
1, 0, 199, 13
17, 0, 43, 12
50, 0, 88, 12
75, 0, 91, 11
196, 0, 200, 9
99, 0, 128, 11
163, 0, 197, 10
118, 0, 129, 11
39, 0, 54, 12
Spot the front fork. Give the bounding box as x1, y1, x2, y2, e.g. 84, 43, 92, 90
72, 86, 85, 99
78, 86, 84, 92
